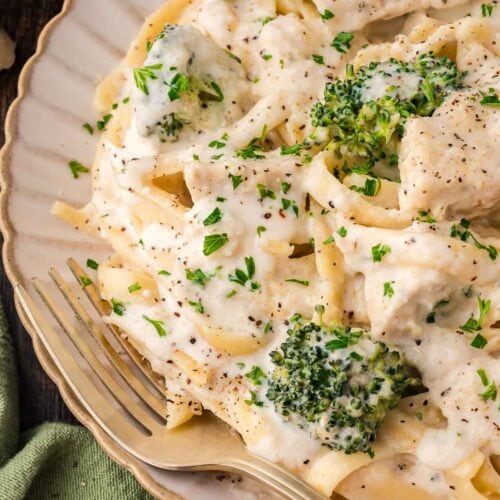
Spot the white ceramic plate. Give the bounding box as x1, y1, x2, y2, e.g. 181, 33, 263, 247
0, 1, 270, 498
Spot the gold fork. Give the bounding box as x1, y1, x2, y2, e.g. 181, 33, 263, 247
14, 258, 327, 500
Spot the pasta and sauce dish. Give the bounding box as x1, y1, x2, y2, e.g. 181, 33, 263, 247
54, 0, 500, 497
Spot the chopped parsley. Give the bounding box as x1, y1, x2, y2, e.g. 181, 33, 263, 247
133, 63, 163, 95
209, 140, 225, 149
476, 368, 497, 401
203, 233, 229, 256
350, 178, 381, 197
281, 198, 299, 217
235, 139, 265, 160
229, 256, 259, 290
416, 210, 436, 223
471, 334, 488, 350
383, 282, 394, 298
337, 227, 348, 238
68, 160, 89, 179
158, 269, 171, 276
245, 366, 266, 385
229, 173, 244, 190
460, 295, 491, 333
280, 144, 303, 156
371, 243, 391, 262
245, 390, 264, 407
185, 268, 214, 288
259, 16, 275, 26
111, 299, 125, 316
481, 3, 495, 16
96, 113, 112, 132
312, 54, 324, 65
331, 32, 354, 53
82, 123, 94, 135
257, 183, 276, 200
143, 315, 167, 337
450, 219, 497, 260
261, 53, 273, 61
203, 207, 223, 226
480, 88, 500, 107
285, 278, 310, 287
79, 276, 92, 288
188, 300, 204, 314
281, 182, 291, 194
86, 259, 99, 270
320, 9, 334, 20
167, 72, 190, 102
257, 226, 267, 237
128, 282, 142, 293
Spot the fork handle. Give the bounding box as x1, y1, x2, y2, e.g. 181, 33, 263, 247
225, 456, 328, 500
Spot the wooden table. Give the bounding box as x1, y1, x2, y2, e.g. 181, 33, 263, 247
1, 0, 78, 429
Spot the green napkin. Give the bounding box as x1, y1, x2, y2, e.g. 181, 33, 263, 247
0, 302, 153, 500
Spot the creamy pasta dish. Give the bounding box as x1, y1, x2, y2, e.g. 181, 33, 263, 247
54, 0, 500, 497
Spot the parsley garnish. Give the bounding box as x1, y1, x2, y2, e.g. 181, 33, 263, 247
281, 198, 299, 217
480, 88, 500, 107
416, 210, 436, 223
68, 160, 89, 179
371, 243, 391, 262
245, 366, 266, 385
280, 144, 303, 156
337, 227, 348, 238
229, 174, 244, 190
281, 182, 291, 194
96, 114, 112, 132
111, 299, 125, 316
476, 368, 497, 401
383, 282, 394, 298
320, 9, 334, 20
461, 296, 491, 333
158, 269, 171, 276
133, 63, 163, 95
450, 219, 497, 260
235, 139, 265, 160
229, 257, 259, 290
350, 178, 381, 197
481, 3, 495, 16
167, 73, 190, 101
285, 278, 309, 286
86, 259, 99, 270
245, 391, 264, 407
188, 300, 204, 314
82, 123, 94, 135
257, 226, 266, 237
203, 207, 222, 226
261, 53, 273, 61
79, 276, 92, 288
143, 315, 167, 337
185, 268, 214, 288
209, 140, 225, 149
259, 16, 275, 25
323, 236, 335, 245
332, 32, 354, 53
312, 54, 324, 65
471, 334, 488, 350
257, 183, 276, 200
128, 282, 142, 293
203, 233, 229, 256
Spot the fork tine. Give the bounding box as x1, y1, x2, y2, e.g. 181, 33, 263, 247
48, 267, 167, 419
15, 283, 150, 444
66, 258, 166, 395
32, 277, 164, 432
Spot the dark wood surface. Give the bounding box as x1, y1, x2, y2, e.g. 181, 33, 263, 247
1, 0, 78, 429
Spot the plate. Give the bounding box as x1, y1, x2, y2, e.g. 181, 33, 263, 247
0, 1, 269, 498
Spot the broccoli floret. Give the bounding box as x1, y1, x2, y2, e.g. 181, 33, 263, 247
310, 53, 466, 179
266, 316, 421, 455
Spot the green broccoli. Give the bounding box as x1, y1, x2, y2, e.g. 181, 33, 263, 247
310, 53, 467, 180
266, 316, 421, 456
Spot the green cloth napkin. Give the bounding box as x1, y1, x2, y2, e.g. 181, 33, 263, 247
0, 302, 153, 500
